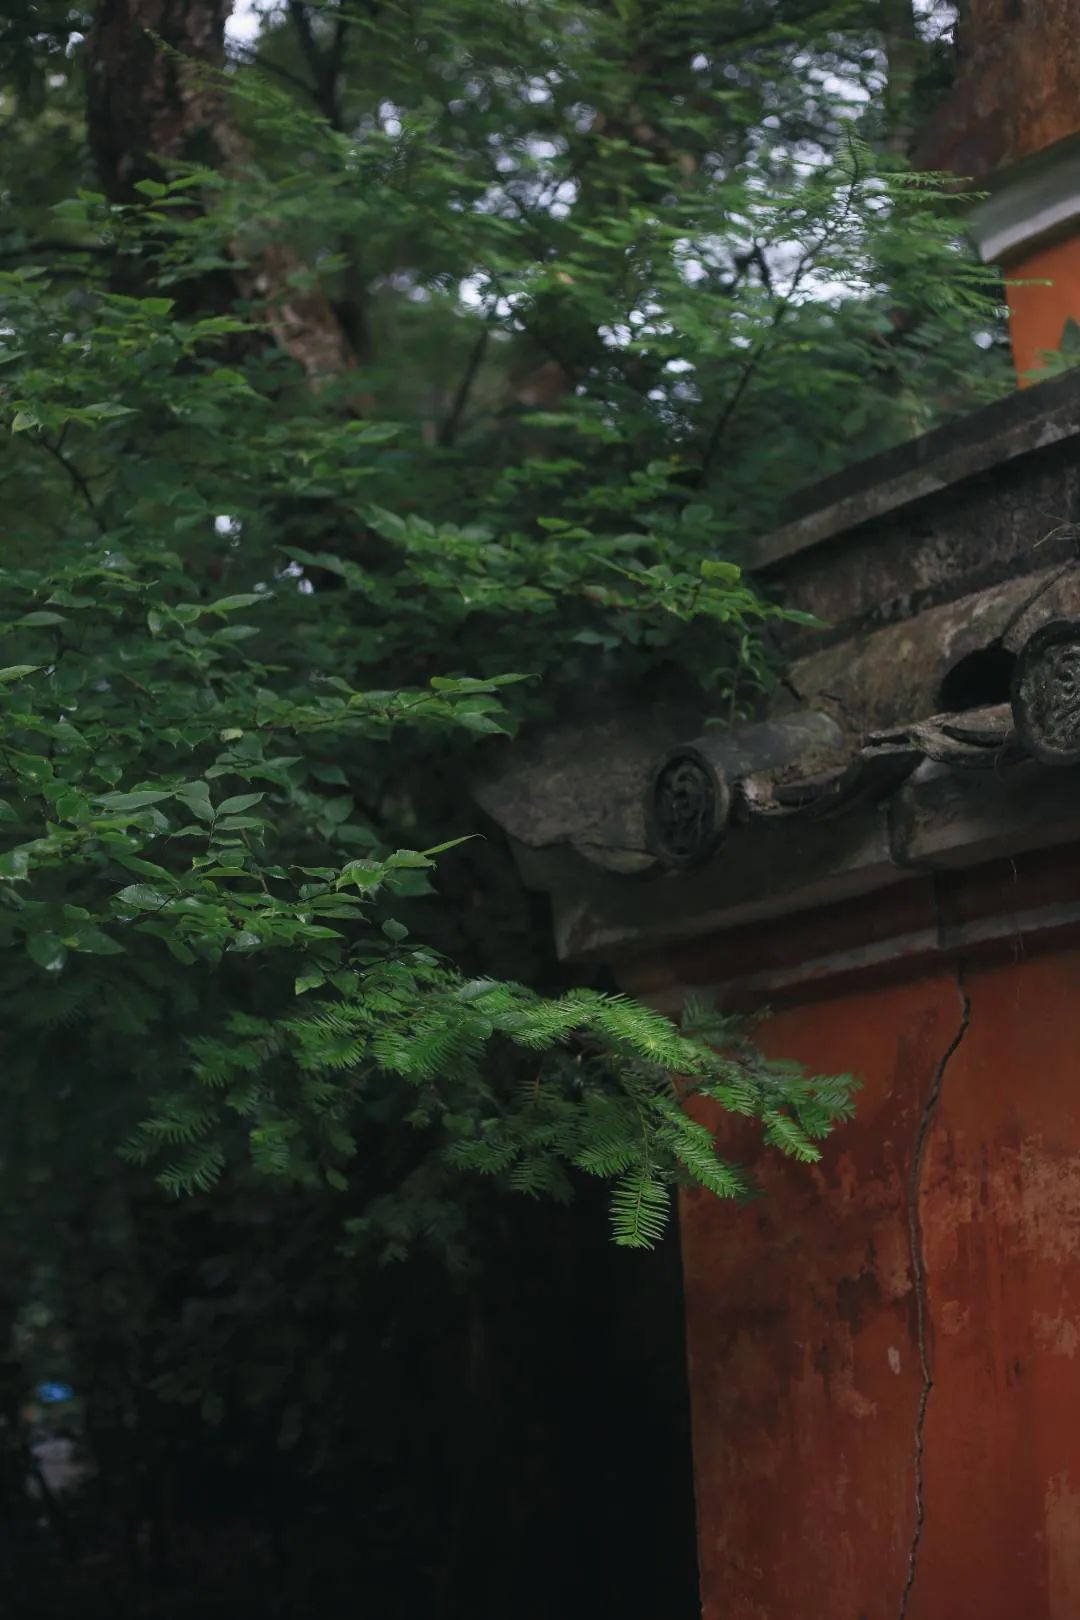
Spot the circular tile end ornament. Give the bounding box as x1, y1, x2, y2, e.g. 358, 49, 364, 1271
1013, 619, 1080, 767
646, 746, 731, 867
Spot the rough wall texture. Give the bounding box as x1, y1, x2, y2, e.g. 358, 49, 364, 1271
763, 437, 1080, 647
677, 943, 1080, 1620
914, 950, 1080, 1617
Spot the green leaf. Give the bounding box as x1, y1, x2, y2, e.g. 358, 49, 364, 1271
0, 665, 39, 684
211, 624, 259, 642
96, 790, 174, 811
381, 918, 409, 943
610, 1172, 670, 1249
0, 849, 30, 881
456, 711, 505, 734
700, 559, 742, 584
207, 593, 265, 615
10, 752, 52, 787
319, 796, 355, 825
338, 861, 384, 891
176, 783, 215, 822
17, 610, 66, 627
1059, 316, 1080, 355
309, 762, 348, 785
115, 856, 174, 881
115, 885, 172, 909
457, 978, 498, 1003
82, 402, 137, 420
26, 932, 67, 972
217, 792, 264, 815
420, 836, 475, 858
71, 925, 125, 955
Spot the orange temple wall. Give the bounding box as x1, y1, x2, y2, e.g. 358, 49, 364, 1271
655, 940, 1080, 1618
1007, 236, 1080, 384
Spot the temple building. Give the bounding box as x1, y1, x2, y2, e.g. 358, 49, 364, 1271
479, 10, 1080, 1615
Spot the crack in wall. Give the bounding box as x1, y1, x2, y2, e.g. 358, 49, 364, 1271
897, 964, 971, 1620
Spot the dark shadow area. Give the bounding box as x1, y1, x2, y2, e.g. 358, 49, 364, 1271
1, 1185, 700, 1620
938, 644, 1017, 712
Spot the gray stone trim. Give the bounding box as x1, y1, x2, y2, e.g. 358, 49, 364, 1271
747, 372, 1080, 576
970, 139, 1080, 264
539, 755, 1080, 962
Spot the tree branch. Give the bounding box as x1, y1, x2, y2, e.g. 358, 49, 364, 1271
227, 41, 319, 102
438, 326, 491, 448
40, 435, 107, 533
287, 0, 345, 129
697, 152, 864, 483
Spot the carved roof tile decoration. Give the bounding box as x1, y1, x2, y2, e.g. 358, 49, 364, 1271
474, 372, 1080, 964
1013, 619, 1080, 765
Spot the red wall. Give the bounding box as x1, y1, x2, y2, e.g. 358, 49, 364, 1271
1007, 235, 1080, 384
680, 947, 1080, 1619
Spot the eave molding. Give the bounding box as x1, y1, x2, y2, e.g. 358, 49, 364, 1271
969, 136, 1080, 265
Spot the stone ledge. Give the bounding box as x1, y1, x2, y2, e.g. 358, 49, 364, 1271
749, 369, 1080, 577
527, 757, 1080, 963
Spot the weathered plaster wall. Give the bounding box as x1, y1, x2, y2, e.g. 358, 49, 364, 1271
914, 950, 1080, 1618
678, 945, 1080, 1620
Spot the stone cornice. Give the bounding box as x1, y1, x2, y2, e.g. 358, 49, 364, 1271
968, 136, 1080, 264
475, 376, 1080, 972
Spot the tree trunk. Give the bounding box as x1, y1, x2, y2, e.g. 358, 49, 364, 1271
86, 0, 234, 195
881, 0, 922, 159
86, 0, 358, 391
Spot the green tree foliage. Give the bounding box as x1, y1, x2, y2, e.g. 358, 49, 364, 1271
0, 249, 853, 1249
0, 1, 1007, 1610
